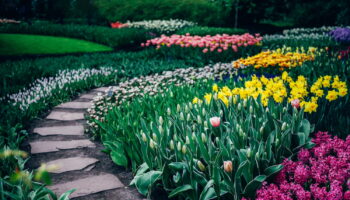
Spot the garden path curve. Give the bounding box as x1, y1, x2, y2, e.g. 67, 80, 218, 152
27, 87, 144, 200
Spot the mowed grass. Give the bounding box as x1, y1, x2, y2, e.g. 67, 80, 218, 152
0, 33, 113, 56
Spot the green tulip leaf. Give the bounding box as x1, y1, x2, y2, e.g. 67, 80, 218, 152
110, 149, 128, 168
264, 164, 283, 177
168, 184, 193, 198
135, 170, 162, 196
243, 175, 266, 196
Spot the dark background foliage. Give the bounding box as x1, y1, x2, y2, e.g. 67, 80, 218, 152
0, 0, 348, 29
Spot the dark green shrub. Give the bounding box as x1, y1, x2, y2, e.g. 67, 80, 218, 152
93, 0, 226, 26
176, 26, 248, 36
0, 21, 149, 49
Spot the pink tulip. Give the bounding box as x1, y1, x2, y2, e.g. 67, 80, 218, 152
210, 117, 220, 127
224, 161, 233, 173
291, 99, 300, 109
142, 33, 262, 54
202, 48, 208, 53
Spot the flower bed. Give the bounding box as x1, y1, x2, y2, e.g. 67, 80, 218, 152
233, 48, 316, 71
282, 26, 350, 36
246, 131, 350, 200
329, 27, 350, 44
126, 19, 197, 34
142, 33, 262, 53
262, 33, 335, 48
193, 72, 348, 111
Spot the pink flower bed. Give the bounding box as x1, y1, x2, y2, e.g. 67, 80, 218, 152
243, 131, 350, 200
0, 19, 20, 24
110, 21, 128, 28
141, 33, 262, 53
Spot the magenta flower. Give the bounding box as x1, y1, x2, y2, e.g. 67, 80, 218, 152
245, 131, 350, 200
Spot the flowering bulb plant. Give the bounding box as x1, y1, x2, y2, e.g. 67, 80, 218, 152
193, 72, 347, 113
245, 131, 350, 200
233, 47, 316, 72
142, 33, 262, 53
129, 87, 313, 199
262, 33, 335, 48
126, 19, 196, 34
329, 27, 350, 44
110, 21, 128, 28
338, 46, 350, 59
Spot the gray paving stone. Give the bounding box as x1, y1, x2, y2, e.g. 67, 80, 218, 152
57, 102, 92, 109
46, 111, 84, 121
48, 174, 124, 198
30, 140, 95, 154
94, 87, 109, 92
33, 125, 84, 136
83, 164, 95, 172
79, 94, 95, 99
45, 157, 98, 173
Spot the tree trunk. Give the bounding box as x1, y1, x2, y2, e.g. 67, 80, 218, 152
234, 0, 239, 28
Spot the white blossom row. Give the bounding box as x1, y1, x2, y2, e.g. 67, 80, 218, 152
126, 19, 196, 33
86, 62, 235, 130
282, 26, 350, 36
1, 67, 118, 111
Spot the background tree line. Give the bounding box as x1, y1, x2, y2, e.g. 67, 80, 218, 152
0, 0, 349, 28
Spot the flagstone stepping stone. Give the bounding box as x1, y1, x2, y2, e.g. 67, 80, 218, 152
57, 102, 92, 109
33, 125, 84, 136
30, 140, 95, 154
48, 174, 124, 198
94, 87, 109, 92
44, 157, 98, 173
46, 111, 84, 121
79, 94, 95, 99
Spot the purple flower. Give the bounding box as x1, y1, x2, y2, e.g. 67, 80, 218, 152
329, 27, 350, 44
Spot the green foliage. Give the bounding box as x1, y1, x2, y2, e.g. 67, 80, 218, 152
0, 21, 149, 49
0, 33, 112, 56
93, 0, 226, 26
96, 80, 313, 199
176, 26, 248, 36
0, 49, 196, 97
290, 0, 350, 27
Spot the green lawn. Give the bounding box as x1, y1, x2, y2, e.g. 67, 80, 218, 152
0, 33, 113, 56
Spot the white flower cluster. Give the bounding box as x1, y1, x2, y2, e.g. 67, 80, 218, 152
126, 19, 196, 33
283, 26, 350, 36
86, 62, 235, 130
263, 33, 333, 43
2, 67, 118, 111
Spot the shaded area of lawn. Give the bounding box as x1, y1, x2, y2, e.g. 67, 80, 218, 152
0, 33, 113, 56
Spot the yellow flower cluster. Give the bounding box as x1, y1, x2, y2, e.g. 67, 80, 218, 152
233, 47, 316, 70
193, 72, 348, 113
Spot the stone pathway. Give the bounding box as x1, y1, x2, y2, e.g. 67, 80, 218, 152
27, 87, 144, 200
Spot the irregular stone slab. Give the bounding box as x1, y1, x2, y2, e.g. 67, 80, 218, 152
45, 157, 98, 173
94, 87, 109, 92
83, 164, 95, 172
49, 174, 124, 198
79, 94, 95, 99
30, 140, 95, 154
46, 111, 84, 121
33, 125, 84, 136
57, 102, 92, 109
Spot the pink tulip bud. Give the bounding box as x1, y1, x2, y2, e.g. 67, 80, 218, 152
224, 161, 233, 173
217, 48, 223, 53
291, 99, 300, 109
210, 117, 220, 127
202, 48, 208, 53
